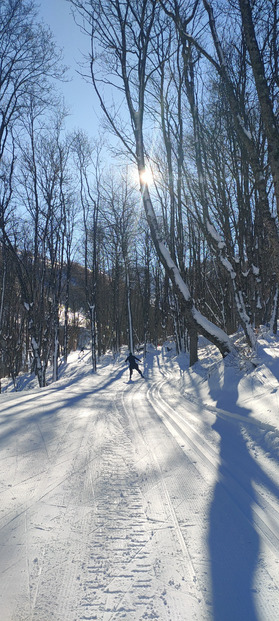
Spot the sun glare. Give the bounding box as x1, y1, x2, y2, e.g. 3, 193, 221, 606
129, 164, 155, 188
139, 168, 154, 187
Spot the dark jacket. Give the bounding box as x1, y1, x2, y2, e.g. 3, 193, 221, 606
125, 353, 140, 368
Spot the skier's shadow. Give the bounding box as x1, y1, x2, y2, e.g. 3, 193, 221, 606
208, 361, 279, 621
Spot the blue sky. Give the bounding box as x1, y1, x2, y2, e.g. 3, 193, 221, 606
37, 0, 99, 137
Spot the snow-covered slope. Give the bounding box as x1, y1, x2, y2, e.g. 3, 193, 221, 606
1, 335, 279, 620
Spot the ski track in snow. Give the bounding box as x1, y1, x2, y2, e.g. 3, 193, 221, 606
0, 348, 279, 620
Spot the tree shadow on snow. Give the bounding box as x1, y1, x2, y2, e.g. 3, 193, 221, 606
208, 362, 279, 621
0, 366, 127, 449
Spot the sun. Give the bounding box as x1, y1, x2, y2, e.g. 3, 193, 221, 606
128, 164, 155, 188
139, 167, 154, 187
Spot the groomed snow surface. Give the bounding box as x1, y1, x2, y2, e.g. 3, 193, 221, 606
1, 331, 279, 620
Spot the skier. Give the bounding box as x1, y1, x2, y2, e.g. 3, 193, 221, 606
125, 352, 144, 381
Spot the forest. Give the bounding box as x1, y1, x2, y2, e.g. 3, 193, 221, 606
0, 0, 279, 388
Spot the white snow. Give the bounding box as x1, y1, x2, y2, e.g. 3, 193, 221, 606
220, 256, 236, 278
192, 307, 234, 353
206, 220, 223, 244
159, 240, 192, 302
237, 115, 253, 141
1, 333, 279, 620
252, 265, 260, 276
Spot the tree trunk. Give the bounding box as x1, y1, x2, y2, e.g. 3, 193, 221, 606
89, 303, 97, 372
189, 327, 198, 367
30, 334, 45, 387
238, 0, 279, 216
270, 285, 279, 335
63, 274, 70, 362
0, 245, 7, 330
138, 165, 234, 357
53, 300, 60, 383
126, 269, 134, 353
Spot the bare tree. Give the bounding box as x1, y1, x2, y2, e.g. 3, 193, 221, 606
101, 172, 139, 353
72, 131, 102, 370
69, 0, 235, 358
238, 0, 279, 213
160, 0, 279, 299
0, 0, 64, 161
0, 1, 67, 386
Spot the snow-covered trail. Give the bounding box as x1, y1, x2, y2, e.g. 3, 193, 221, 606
1, 348, 279, 620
